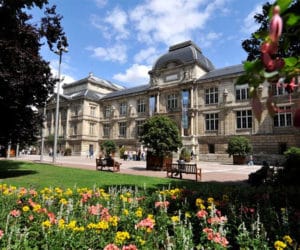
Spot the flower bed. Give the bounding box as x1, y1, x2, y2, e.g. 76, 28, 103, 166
0, 183, 298, 249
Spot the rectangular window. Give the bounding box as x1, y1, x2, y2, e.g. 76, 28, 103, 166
205, 113, 219, 131
167, 94, 178, 109
89, 123, 95, 135
274, 106, 292, 127
137, 99, 146, 113
90, 106, 96, 117
119, 122, 127, 137
236, 110, 252, 129
73, 124, 77, 135
271, 84, 286, 96
208, 144, 215, 153
149, 96, 156, 116
119, 102, 127, 116
104, 105, 111, 118
103, 124, 110, 137
205, 87, 218, 104
236, 84, 249, 101
136, 120, 145, 136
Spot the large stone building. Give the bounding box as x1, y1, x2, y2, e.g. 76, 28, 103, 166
44, 40, 300, 163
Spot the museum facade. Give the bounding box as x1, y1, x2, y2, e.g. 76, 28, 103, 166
44, 40, 300, 163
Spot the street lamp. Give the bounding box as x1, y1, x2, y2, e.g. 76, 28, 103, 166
53, 45, 68, 163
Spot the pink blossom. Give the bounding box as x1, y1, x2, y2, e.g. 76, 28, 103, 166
88, 204, 103, 215
135, 217, 155, 230
0, 229, 4, 239
10, 209, 21, 217
269, 5, 283, 43
122, 244, 138, 250
104, 243, 120, 250
196, 210, 208, 219
155, 201, 170, 208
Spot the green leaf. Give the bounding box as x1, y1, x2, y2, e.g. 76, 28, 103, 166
286, 13, 300, 26
284, 57, 298, 67
276, 0, 292, 14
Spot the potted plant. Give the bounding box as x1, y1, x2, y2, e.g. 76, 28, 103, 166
179, 147, 191, 162
140, 115, 182, 170
226, 136, 252, 164
101, 140, 117, 157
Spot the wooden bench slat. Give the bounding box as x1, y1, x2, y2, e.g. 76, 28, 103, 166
166, 163, 201, 181
96, 158, 121, 172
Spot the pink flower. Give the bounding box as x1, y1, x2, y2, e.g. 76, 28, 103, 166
122, 244, 138, 250
10, 209, 21, 217
0, 229, 4, 239
269, 5, 283, 43
135, 217, 155, 230
155, 201, 170, 208
196, 210, 208, 219
104, 243, 120, 250
88, 204, 103, 215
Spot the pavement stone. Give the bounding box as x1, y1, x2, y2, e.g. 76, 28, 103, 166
10, 154, 261, 183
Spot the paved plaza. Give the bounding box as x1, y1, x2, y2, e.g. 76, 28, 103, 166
11, 154, 262, 183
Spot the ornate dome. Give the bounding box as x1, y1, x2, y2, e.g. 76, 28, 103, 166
152, 40, 215, 72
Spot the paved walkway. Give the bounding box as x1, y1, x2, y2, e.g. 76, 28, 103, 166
11, 155, 261, 183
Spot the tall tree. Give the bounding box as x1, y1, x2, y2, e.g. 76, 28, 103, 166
0, 0, 68, 148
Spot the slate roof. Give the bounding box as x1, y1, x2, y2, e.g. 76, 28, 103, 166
152, 40, 215, 72
62, 89, 104, 101
198, 64, 244, 81
100, 84, 150, 100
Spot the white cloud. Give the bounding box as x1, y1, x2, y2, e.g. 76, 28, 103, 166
94, 0, 107, 8
90, 44, 127, 63
129, 0, 228, 46
104, 7, 129, 40
113, 64, 151, 87
241, 4, 263, 35
134, 47, 158, 65
198, 32, 223, 48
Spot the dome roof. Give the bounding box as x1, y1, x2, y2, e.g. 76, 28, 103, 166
152, 40, 215, 72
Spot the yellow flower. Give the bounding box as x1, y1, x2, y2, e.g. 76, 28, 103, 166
109, 216, 119, 227
274, 240, 287, 250
171, 216, 180, 223
33, 204, 41, 212
73, 226, 84, 232
67, 220, 77, 230
207, 197, 214, 204
135, 207, 143, 217
123, 209, 129, 216
22, 206, 30, 212
59, 198, 68, 205
185, 212, 191, 218
58, 219, 65, 229
196, 198, 204, 207
115, 231, 130, 245
42, 220, 52, 228
283, 235, 293, 246
64, 188, 73, 196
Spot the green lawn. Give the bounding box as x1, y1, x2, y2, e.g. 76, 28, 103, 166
0, 160, 206, 190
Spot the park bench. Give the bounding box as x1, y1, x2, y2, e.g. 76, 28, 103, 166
96, 157, 121, 172
166, 162, 201, 181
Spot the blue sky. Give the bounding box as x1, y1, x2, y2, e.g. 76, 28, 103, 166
35, 0, 269, 89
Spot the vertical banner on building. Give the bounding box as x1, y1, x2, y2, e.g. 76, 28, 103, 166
182, 90, 189, 129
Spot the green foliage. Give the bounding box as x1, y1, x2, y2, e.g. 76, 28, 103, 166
119, 145, 126, 159
101, 140, 117, 157
284, 146, 300, 169
226, 136, 252, 157
239, 0, 300, 111
0, 1, 67, 146
179, 147, 191, 162
140, 115, 182, 157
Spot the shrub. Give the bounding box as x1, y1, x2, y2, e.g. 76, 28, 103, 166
226, 136, 252, 157
101, 140, 117, 157
64, 148, 72, 156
